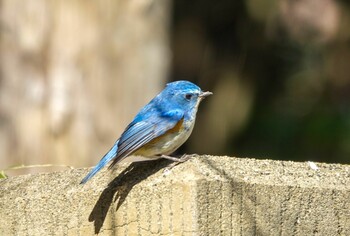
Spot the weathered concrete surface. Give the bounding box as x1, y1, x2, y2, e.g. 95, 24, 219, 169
0, 156, 349, 235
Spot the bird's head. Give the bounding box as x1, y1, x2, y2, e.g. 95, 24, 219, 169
162, 81, 212, 113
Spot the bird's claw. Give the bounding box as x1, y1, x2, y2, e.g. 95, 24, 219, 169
163, 154, 196, 173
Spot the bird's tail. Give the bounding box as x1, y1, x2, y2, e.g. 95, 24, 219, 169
80, 140, 119, 184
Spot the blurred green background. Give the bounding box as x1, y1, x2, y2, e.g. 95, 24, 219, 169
172, 0, 350, 164
0, 0, 349, 176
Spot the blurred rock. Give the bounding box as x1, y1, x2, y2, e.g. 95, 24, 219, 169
0, 0, 171, 174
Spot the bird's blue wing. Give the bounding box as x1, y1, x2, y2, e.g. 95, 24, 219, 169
109, 109, 184, 168
80, 140, 119, 184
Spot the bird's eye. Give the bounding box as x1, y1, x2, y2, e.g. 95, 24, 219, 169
185, 93, 193, 100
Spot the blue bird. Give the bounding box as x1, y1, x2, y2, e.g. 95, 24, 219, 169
80, 80, 212, 184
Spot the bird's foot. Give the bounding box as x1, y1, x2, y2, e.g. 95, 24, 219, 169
162, 154, 196, 173
160, 154, 190, 162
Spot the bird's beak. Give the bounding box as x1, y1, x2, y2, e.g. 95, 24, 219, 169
199, 91, 213, 99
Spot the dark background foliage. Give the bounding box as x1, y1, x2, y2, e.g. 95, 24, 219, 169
172, 0, 350, 164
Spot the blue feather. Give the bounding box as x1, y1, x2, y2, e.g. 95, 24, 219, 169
108, 109, 184, 168
80, 140, 119, 184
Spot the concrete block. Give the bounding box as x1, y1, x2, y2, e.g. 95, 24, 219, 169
0, 156, 349, 235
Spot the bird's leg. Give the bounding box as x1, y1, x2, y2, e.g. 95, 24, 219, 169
162, 154, 195, 171
160, 154, 188, 162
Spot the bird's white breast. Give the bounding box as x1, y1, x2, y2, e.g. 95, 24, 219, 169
132, 118, 195, 158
